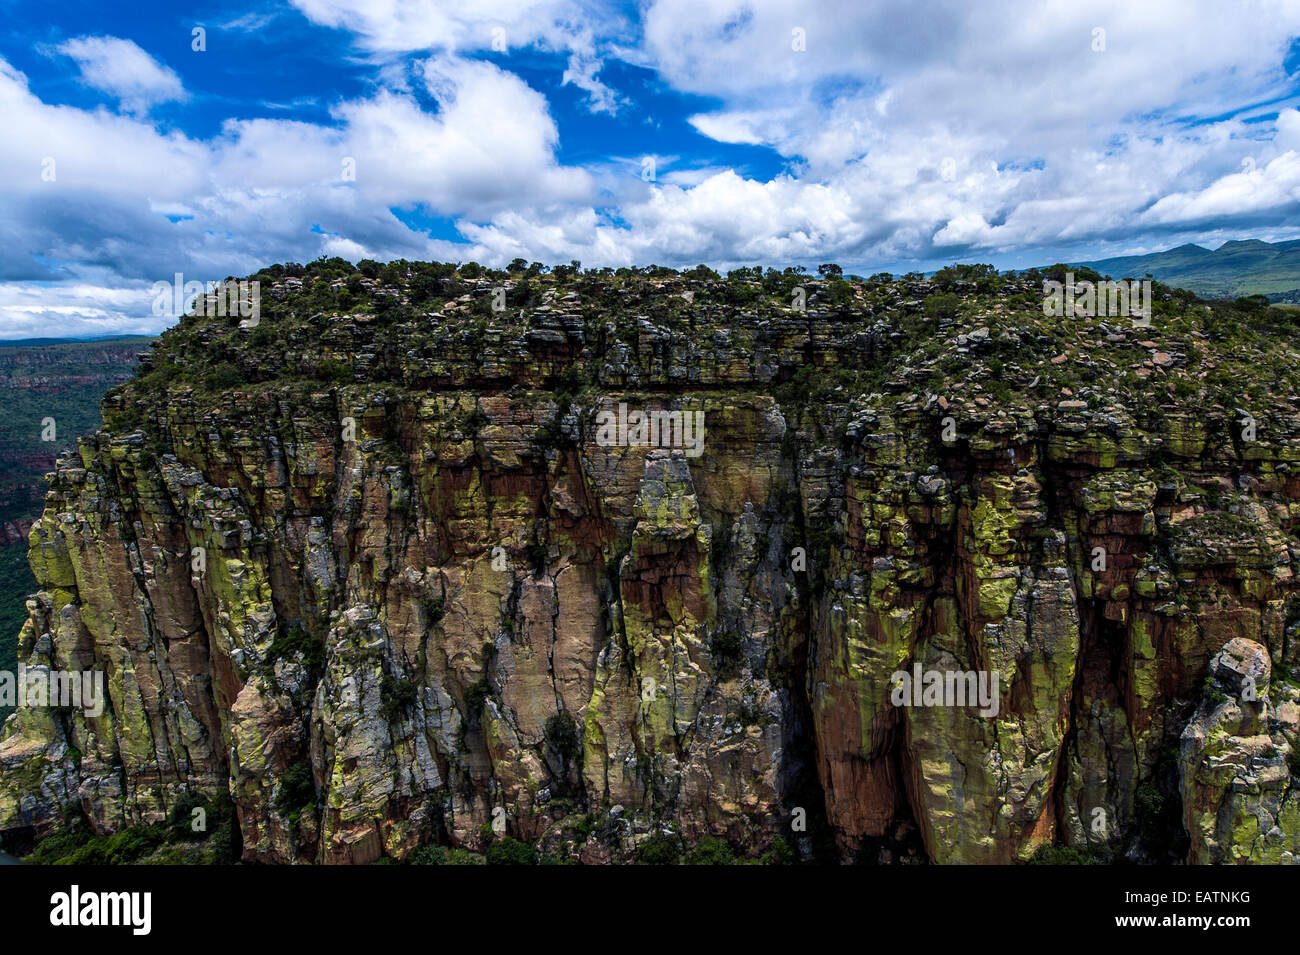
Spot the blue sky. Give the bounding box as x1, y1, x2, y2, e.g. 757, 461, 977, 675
3, 0, 1300, 337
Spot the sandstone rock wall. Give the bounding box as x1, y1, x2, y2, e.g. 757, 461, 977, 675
2, 284, 1298, 864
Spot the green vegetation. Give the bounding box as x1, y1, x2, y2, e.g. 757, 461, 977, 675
709, 630, 743, 674
315, 358, 354, 382
464, 676, 492, 719
544, 710, 581, 761
684, 835, 743, 865
485, 836, 537, 865
635, 832, 789, 865
1133, 747, 1187, 861
443, 847, 487, 865
404, 839, 487, 865
109, 255, 1300, 464
379, 671, 418, 722
1027, 844, 1114, 865
202, 362, 242, 391
636, 832, 682, 864
411, 844, 447, 865
275, 759, 317, 828
923, 292, 961, 319
25, 823, 169, 865
21, 792, 240, 864
760, 837, 794, 865
421, 594, 445, 624
265, 625, 325, 674
0, 547, 33, 724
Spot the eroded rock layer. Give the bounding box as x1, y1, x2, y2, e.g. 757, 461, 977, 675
2, 265, 1298, 863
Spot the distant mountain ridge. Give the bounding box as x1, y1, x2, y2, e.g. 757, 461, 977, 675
1075, 238, 1300, 300
0, 334, 155, 348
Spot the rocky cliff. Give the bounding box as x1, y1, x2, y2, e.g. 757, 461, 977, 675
0, 338, 146, 728
2, 261, 1298, 864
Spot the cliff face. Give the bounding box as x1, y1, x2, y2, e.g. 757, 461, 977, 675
0, 339, 147, 729
2, 263, 1299, 864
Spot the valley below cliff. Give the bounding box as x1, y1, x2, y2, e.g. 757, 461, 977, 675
2, 261, 1298, 865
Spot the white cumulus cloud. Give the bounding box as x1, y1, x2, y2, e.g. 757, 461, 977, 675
56, 36, 187, 115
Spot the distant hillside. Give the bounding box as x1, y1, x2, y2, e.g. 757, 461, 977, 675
0, 337, 150, 530
0, 334, 155, 348
1076, 238, 1300, 300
